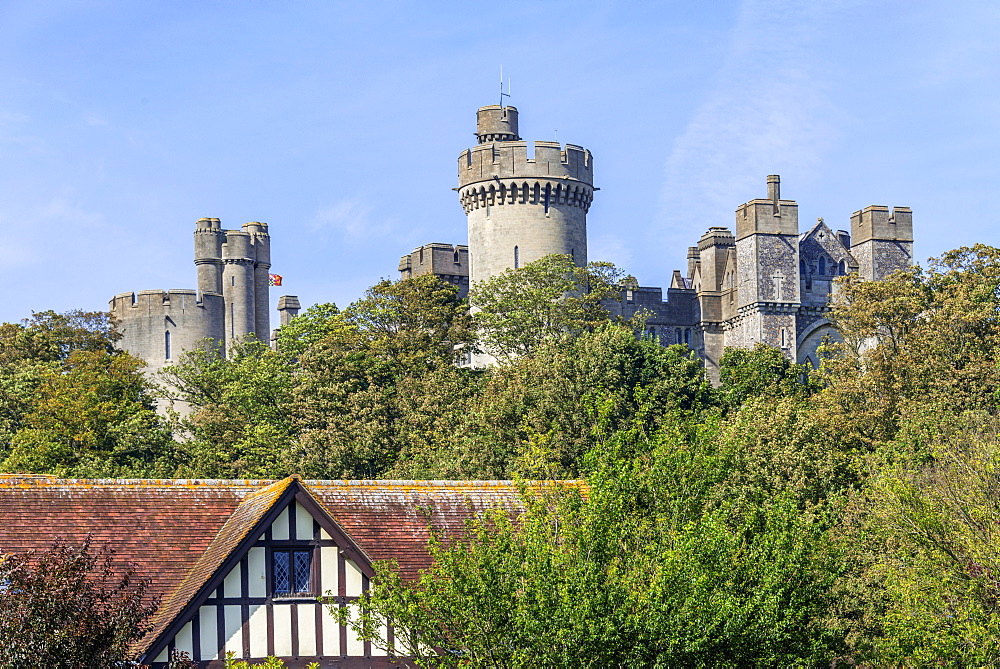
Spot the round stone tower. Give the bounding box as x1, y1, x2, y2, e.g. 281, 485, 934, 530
458, 105, 594, 287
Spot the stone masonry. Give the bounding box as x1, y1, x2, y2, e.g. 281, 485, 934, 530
401, 104, 915, 380
110, 218, 299, 379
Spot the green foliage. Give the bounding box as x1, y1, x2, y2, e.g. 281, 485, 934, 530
336, 419, 844, 667
470, 254, 635, 361
9, 247, 1000, 662
290, 275, 478, 478
834, 412, 1000, 665
0, 309, 119, 365
824, 245, 1000, 447
0, 310, 132, 464
0, 537, 158, 668
441, 325, 714, 479
2, 349, 174, 477
160, 337, 296, 478
273, 302, 341, 358
222, 651, 319, 668
718, 342, 819, 409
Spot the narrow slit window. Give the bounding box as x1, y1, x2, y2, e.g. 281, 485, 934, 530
164, 331, 171, 360
514, 246, 519, 269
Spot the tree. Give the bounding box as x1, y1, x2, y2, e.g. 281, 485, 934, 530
290, 275, 478, 479
0, 310, 126, 463
823, 245, 1000, 448
160, 338, 297, 479
2, 349, 175, 477
0, 537, 158, 668
272, 302, 342, 358
834, 411, 1000, 665
0, 310, 119, 366
339, 274, 476, 372
470, 254, 633, 361
718, 343, 819, 410
336, 418, 844, 667
443, 325, 714, 479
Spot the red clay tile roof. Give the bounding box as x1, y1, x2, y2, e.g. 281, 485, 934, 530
0, 476, 583, 656
139, 476, 295, 652
307, 479, 539, 579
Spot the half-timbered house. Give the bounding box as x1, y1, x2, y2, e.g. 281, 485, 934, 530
0, 475, 536, 667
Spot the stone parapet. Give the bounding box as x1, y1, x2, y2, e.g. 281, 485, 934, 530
458, 140, 593, 189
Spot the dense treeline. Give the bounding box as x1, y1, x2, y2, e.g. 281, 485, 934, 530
4, 248, 1000, 663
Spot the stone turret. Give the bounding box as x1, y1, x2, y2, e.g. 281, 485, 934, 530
194, 217, 224, 296
850, 205, 913, 280
475, 105, 520, 143
459, 105, 594, 287
111, 218, 292, 403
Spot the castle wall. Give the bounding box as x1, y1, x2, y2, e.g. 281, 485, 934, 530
110, 289, 225, 376
465, 186, 589, 285
398, 243, 470, 298
110, 218, 296, 418
406, 106, 920, 382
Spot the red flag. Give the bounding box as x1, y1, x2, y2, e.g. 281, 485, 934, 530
268, 274, 283, 287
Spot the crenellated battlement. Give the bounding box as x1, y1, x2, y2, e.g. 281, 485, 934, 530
458, 177, 594, 214
109, 289, 225, 375
109, 289, 223, 318
460, 104, 594, 319
458, 140, 593, 189
850, 205, 913, 244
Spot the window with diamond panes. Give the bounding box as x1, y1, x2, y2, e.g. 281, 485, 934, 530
273, 549, 312, 596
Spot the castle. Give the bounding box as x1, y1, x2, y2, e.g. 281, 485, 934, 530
111, 102, 913, 382
400, 104, 914, 379
110, 218, 300, 377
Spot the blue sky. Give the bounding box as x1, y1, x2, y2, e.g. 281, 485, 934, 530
1, 1, 998, 323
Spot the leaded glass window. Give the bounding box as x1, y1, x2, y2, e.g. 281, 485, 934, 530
273, 549, 312, 595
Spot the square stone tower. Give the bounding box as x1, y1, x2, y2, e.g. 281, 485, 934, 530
727, 175, 801, 358
850, 205, 914, 280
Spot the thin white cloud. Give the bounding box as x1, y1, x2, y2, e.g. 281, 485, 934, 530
38, 197, 107, 230
309, 198, 394, 242
659, 0, 848, 245
0, 196, 108, 273
589, 233, 634, 273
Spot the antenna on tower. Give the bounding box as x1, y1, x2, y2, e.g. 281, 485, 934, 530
499, 66, 511, 109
